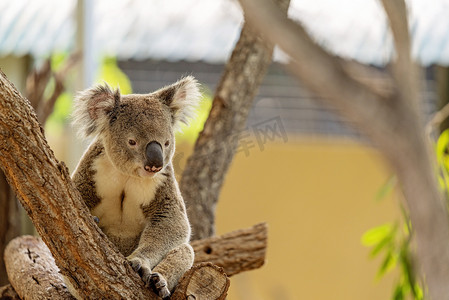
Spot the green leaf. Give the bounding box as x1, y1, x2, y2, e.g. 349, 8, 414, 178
413, 283, 424, 300
369, 232, 394, 258
377, 250, 397, 278
361, 223, 394, 247
393, 283, 404, 300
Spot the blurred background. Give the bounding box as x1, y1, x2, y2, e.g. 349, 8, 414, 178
1, 0, 449, 299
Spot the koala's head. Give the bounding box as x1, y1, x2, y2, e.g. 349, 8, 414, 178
72, 76, 200, 178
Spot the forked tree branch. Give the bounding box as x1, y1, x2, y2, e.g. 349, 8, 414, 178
26, 52, 81, 124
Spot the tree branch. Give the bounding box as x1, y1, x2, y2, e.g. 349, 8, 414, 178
380, 0, 420, 116
26, 52, 81, 124
26, 60, 52, 111
180, 0, 290, 241
4, 236, 75, 299
380, 0, 412, 75
191, 223, 267, 276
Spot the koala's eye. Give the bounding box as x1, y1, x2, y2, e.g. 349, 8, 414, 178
128, 139, 137, 146
164, 140, 170, 147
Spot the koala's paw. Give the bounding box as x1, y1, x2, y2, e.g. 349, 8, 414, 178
128, 256, 143, 272
149, 272, 170, 299
127, 258, 170, 298
128, 257, 151, 278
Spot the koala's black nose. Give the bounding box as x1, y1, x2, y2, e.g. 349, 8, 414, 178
145, 141, 163, 173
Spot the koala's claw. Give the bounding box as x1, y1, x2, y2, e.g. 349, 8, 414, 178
150, 272, 170, 299
128, 259, 141, 273
128, 258, 169, 297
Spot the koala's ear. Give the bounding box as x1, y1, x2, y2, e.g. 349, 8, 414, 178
154, 76, 201, 129
72, 83, 120, 137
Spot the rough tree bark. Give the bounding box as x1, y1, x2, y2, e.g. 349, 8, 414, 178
180, 0, 291, 240
238, 0, 449, 298
5, 236, 75, 300
191, 222, 267, 276
0, 55, 79, 286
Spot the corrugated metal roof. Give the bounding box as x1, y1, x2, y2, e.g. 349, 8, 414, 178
0, 0, 448, 66
293, 0, 449, 66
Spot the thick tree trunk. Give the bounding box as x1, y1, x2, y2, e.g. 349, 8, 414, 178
180, 0, 291, 240
0, 55, 79, 286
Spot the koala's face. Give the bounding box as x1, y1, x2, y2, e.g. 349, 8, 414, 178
103, 95, 176, 178
73, 76, 200, 178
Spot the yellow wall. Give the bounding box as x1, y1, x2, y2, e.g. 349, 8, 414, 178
177, 138, 400, 300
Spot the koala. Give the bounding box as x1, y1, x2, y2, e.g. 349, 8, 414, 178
69, 76, 200, 298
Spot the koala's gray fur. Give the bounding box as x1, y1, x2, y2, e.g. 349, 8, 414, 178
69, 77, 200, 298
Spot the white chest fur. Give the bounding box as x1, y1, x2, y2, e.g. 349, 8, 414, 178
91, 154, 163, 239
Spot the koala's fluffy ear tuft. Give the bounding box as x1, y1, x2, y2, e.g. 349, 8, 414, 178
72, 83, 120, 138
154, 76, 201, 130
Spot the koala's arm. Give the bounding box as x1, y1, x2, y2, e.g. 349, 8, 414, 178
71, 140, 103, 210
127, 174, 194, 296
127, 177, 192, 269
